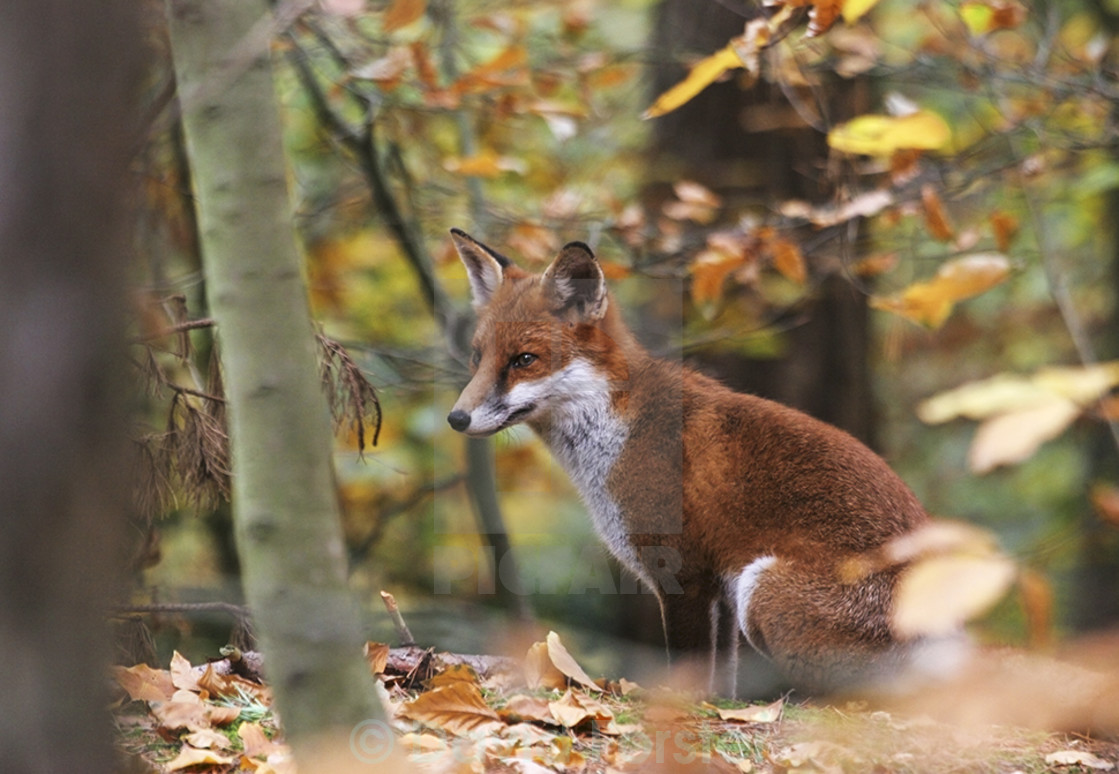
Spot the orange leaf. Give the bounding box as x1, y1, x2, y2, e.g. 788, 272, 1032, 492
1091, 484, 1119, 528
871, 253, 1011, 328
921, 184, 955, 241
691, 249, 747, 313
990, 210, 1020, 251
771, 238, 807, 284
397, 681, 503, 736
364, 641, 390, 675
383, 0, 426, 32
1017, 567, 1054, 649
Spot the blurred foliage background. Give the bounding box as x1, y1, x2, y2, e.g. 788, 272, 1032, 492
129, 0, 1119, 681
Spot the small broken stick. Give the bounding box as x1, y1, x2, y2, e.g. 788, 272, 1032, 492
380, 590, 416, 646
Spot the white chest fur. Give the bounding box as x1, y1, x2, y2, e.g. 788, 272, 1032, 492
527, 360, 639, 574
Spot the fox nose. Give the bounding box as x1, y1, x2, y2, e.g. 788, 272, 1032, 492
447, 410, 471, 432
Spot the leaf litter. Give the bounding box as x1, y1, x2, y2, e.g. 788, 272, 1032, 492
113, 631, 1119, 773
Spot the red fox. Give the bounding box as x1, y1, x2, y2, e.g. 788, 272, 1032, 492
446, 228, 955, 694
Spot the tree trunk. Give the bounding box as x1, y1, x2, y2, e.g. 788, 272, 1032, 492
0, 2, 141, 771
649, 0, 875, 443
165, 0, 388, 766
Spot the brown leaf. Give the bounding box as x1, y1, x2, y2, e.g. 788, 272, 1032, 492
715, 698, 784, 723
398, 681, 503, 736
165, 746, 235, 771
113, 663, 176, 703
547, 690, 620, 734
428, 664, 480, 688
151, 691, 211, 733
770, 238, 807, 284
499, 694, 555, 724
182, 728, 233, 750
239, 721, 285, 761
382, 0, 426, 32
524, 641, 567, 691
1092, 484, 1119, 528
921, 184, 955, 241
989, 210, 1020, 252
169, 651, 201, 693
365, 641, 390, 675
545, 631, 600, 691
1044, 750, 1115, 770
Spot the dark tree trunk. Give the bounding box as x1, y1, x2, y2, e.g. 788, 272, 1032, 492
648, 0, 875, 444
0, 2, 142, 771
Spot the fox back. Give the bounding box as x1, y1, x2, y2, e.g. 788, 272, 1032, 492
447, 229, 952, 694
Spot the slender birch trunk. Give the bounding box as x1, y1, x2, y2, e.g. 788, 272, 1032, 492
165, 0, 388, 766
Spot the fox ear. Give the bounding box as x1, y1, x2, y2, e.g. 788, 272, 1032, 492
450, 229, 509, 309
541, 241, 608, 321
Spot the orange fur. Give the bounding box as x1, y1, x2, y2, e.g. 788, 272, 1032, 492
447, 230, 941, 695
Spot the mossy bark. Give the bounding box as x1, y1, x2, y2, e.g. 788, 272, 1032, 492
165, 0, 386, 761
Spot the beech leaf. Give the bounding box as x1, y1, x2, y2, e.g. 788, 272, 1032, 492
871, 253, 1011, 328
644, 45, 745, 119
968, 397, 1081, 473
113, 663, 176, 703
716, 698, 784, 723
893, 553, 1016, 637
398, 681, 503, 736
545, 630, 600, 691
827, 110, 951, 156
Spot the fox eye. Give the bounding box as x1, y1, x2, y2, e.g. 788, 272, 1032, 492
510, 352, 537, 369
470, 348, 481, 368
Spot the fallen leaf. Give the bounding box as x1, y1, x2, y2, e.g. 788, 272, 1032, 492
398, 731, 449, 754
524, 641, 566, 691
828, 111, 951, 156
893, 553, 1017, 637
165, 745, 235, 771
871, 252, 1011, 328
398, 681, 504, 735
968, 397, 1081, 473
429, 664, 480, 688
499, 694, 554, 724
113, 663, 176, 703
239, 721, 286, 760
169, 651, 201, 693
716, 698, 784, 723
547, 689, 620, 734
1044, 750, 1115, 770
182, 728, 233, 750
545, 631, 600, 691
365, 641, 390, 675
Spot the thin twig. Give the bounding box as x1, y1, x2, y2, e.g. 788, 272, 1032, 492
379, 591, 416, 646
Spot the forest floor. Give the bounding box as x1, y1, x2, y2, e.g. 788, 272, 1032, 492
112, 633, 1119, 774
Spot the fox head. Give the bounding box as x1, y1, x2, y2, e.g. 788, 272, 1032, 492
446, 229, 631, 437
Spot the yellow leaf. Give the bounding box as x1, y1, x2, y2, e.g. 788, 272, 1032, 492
968, 397, 1081, 473
524, 641, 566, 690
917, 361, 1119, 423
443, 152, 525, 178
842, 0, 884, 23
398, 682, 503, 736
893, 553, 1017, 637
643, 45, 744, 119
871, 252, 1010, 328
716, 698, 784, 723
383, 0, 426, 32
827, 110, 952, 156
